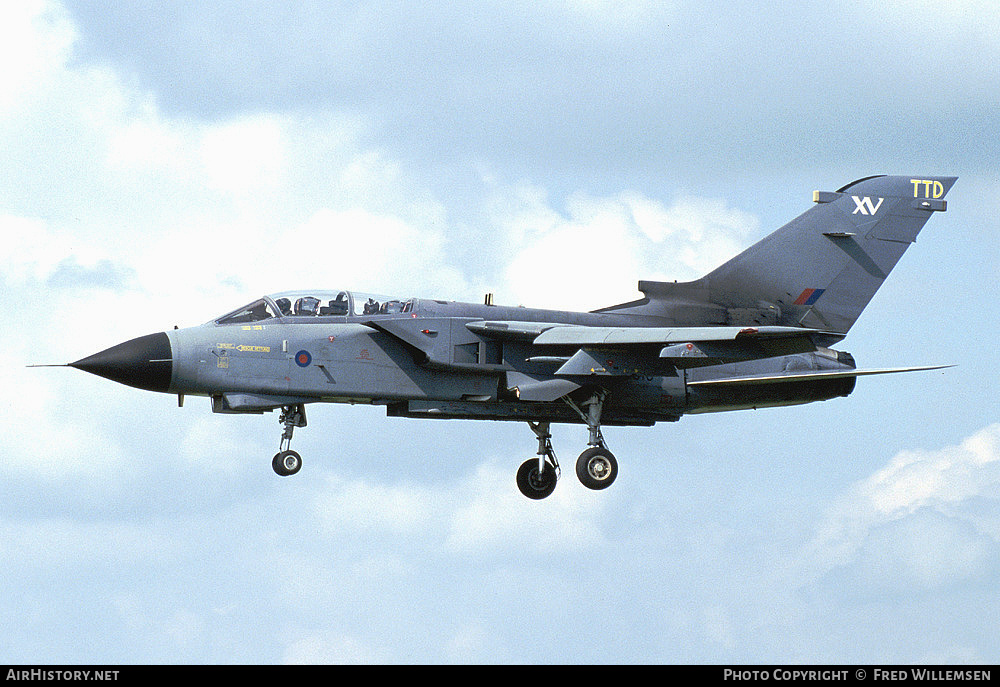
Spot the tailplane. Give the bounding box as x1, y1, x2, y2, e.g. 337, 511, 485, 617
601, 175, 956, 333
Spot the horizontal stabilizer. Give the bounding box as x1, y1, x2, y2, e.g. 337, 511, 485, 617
687, 365, 952, 388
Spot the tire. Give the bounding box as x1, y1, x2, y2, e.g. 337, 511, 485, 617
272, 450, 302, 476
575, 447, 617, 490
516, 458, 557, 499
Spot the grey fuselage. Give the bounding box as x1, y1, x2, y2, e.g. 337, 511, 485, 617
161, 290, 855, 426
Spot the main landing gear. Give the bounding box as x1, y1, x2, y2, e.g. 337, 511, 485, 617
515, 391, 619, 500
272, 404, 307, 476
516, 421, 561, 500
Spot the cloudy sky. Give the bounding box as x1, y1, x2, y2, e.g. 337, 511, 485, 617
2, 0, 998, 664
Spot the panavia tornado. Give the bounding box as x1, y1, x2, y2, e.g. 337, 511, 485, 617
53, 175, 956, 499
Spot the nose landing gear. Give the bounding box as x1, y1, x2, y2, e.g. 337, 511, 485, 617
272, 404, 307, 476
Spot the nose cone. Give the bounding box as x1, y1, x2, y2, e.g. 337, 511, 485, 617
70, 332, 173, 393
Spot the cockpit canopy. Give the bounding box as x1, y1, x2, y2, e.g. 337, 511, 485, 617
214, 290, 413, 325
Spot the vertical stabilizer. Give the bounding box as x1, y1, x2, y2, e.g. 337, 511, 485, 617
606, 175, 956, 333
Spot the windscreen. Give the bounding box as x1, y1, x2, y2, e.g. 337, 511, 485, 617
215, 299, 278, 325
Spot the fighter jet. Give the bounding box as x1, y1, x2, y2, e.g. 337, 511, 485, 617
54, 175, 956, 499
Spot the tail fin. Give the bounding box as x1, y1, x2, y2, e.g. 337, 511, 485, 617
605, 175, 956, 334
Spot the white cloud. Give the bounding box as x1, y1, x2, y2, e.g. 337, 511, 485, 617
621, 192, 758, 276
496, 185, 757, 311
0, 2, 764, 326
444, 463, 611, 555
502, 199, 643, 311
311, 474, 440, 538
0, 2, 473, 346
105, 110, 186, 172
198, 116, 289, 195
882, 0, 1000, 42
1, 215, 67, 287
291, 207, 467, 297
308, 462, 613, 556
847, 508, 995, 590
799, 423, 1000, 591
0, 0, 74, 112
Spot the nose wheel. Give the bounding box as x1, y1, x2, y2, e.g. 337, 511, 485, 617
272, 449, 302, 476
272, 404, 307, 476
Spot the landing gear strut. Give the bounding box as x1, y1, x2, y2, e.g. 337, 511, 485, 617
568, 391, 618, 491
272, 404, 307, 476
514, 391, 619, 499
516, 421, 560, 499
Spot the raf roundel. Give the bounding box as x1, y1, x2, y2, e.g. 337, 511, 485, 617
295, 350, 312, 368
